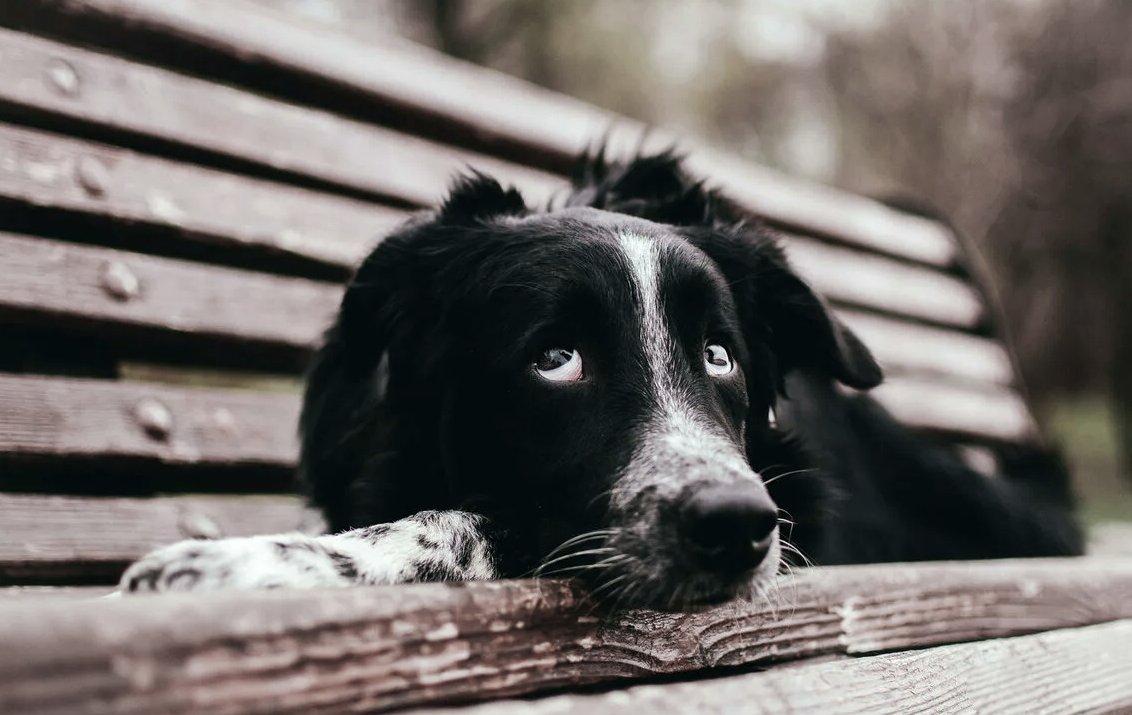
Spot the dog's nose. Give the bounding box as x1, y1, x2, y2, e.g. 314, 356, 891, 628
679, 484, 778, 573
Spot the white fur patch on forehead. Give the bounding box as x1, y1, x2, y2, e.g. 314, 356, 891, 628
616, 232, 684, 418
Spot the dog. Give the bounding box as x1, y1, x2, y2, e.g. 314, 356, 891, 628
118, 151, 1084, 610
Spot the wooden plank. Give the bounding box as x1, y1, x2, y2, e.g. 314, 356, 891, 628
835, 309, 1014, 386
0, 121, 401, 270
0, 230, 1010, 392
0, 493, 319, 580
0, 27, 565, 208
0, 558, 1129, 715
0, 368, 1030, 500
430, 620, 1132, 715
0, 586, 114, 599
786, 235, 985, 328
868, 376, 1037, 442
0, 231, 339, 367
0, 365, 1032, 494
0, 373, 299, 468
5, 0, 958, 267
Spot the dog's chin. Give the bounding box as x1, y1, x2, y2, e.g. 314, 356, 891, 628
586, 543, 782, 612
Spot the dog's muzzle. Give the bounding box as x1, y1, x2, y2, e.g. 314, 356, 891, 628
597, 424, 782, 609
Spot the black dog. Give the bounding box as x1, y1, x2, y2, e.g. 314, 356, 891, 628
119, 151, 1083, 609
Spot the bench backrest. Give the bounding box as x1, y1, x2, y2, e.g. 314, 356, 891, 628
0, 0, 1036, 588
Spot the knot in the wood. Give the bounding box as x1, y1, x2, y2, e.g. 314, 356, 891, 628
135, 398, 173, 441
101, 260, 140, 301
178, 511, 223, 540
76, 156, 109, 197
46, 59, 80, 96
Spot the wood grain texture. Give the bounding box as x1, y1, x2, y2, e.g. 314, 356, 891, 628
5, 0, 958, 267
0, 121, 402, 269
0, 231, 339, 366
426, 619, 1132, 715
0, 493, 320, 579
0, 27, 564, 208
0, 558, 1130, 715
0, 373, 299, 466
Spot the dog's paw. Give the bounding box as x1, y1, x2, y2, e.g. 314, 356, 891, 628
118, 535, 357, 594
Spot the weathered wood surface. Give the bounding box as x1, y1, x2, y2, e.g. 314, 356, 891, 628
0, 231, 340, 368
0, 493, 319, 580
423, 619, 1132, 715
0, 373, 299, 466
0, 558, 1129, 715
0, 28, 564, 208
0, 121, 401, 271
5, 0, 958, 268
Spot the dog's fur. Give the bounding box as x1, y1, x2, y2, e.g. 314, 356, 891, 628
119, 151, 1083, 610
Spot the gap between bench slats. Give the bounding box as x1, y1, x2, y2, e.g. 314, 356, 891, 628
416, 619, 1132, 715
0, 28, 564, 210
1, 0, 958, 268
0, 558, 1129, 715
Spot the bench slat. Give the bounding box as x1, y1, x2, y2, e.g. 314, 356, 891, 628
3, 0, 959, 267
0, 228, 1010, 387
0, 493, 317, 580
0, 367, 1031, 499
0, 28, 564, 208
0, 373, 298, 468
787, 235, 985, 328
0, 559, 1129, 714
869, 376, 1035, 442
837, 309, 1013, 386
430, 619, 1132, 715
0, 231, 339, 369
0, 121, 401, 270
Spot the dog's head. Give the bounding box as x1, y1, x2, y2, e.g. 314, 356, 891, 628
300, 152, 881, 610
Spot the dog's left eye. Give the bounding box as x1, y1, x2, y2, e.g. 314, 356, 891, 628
704, 343, 733, 376
534, 348, 584, 382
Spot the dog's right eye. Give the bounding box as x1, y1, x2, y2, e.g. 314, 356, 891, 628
534, 348, 583, 382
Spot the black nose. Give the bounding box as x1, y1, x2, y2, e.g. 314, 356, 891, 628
679, 484, 779, 573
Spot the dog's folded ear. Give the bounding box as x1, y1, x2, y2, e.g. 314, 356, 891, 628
759, 253, 883, 390
688, 228, 883, 392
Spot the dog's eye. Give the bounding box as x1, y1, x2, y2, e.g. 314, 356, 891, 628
535, 348, 583, 382
704, 343, 733, 376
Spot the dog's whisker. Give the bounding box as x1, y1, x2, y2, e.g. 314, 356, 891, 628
761, 468, 817, 487
533, 547, 619, 576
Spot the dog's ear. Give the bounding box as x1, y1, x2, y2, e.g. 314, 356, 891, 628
688, 227, 883, 392
299, 173, 528, 530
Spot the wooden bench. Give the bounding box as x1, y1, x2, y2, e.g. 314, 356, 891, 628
0, 1, 1129, 713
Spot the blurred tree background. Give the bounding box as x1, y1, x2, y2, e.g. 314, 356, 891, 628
254, 0, 1132, 519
